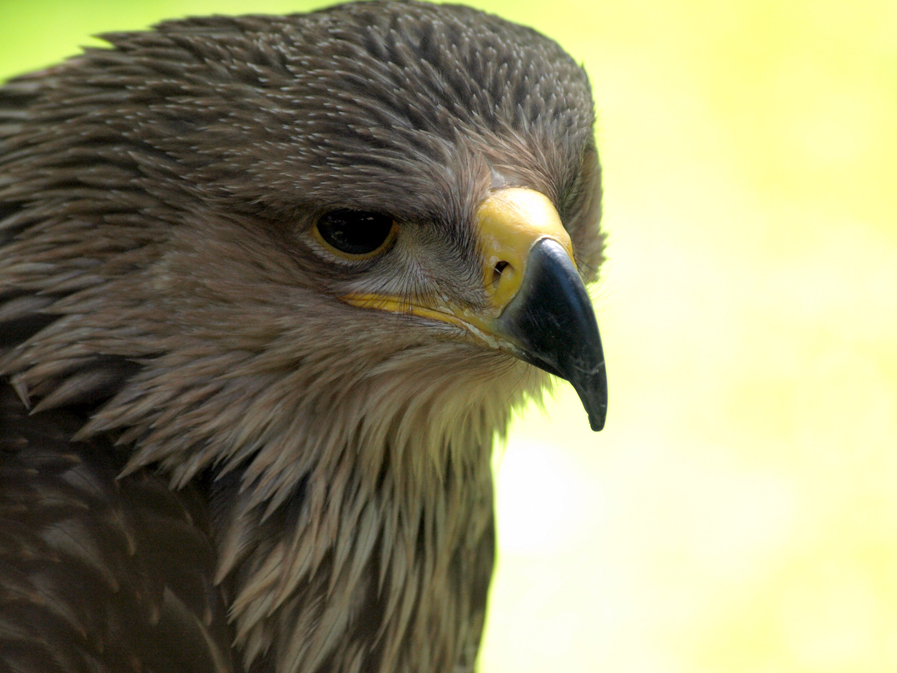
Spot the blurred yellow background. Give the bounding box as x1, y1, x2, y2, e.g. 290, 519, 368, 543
2, 1, 895, 671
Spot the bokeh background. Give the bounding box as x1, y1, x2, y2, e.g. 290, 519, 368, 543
2, 1, 895, 671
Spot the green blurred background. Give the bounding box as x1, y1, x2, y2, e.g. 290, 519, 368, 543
2, 1, 896, 671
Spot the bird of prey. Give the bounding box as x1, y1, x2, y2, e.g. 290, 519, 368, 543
0, 2, 606, 672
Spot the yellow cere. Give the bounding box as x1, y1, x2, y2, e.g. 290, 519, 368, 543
475, 187, 575, 310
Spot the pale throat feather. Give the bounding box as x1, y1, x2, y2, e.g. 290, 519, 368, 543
196, 348, 546, 672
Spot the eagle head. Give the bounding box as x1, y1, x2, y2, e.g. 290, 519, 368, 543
0, 2, 606, 671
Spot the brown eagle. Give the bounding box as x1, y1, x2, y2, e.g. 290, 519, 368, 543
0, 2, 606, 671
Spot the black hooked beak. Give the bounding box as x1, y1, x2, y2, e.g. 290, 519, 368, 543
497, 238, 607, 431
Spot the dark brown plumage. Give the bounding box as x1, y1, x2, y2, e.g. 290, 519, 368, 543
0, 2, 606, 672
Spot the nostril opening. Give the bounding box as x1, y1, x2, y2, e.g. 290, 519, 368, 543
492, 260, 510, 287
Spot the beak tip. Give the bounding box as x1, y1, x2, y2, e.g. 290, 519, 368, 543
574, 369, 607, 433
588, 408, 606, 432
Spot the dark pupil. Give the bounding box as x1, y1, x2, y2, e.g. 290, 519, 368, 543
317, 210, 393, 255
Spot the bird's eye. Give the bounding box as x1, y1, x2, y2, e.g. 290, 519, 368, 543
314, 210, 398, 259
